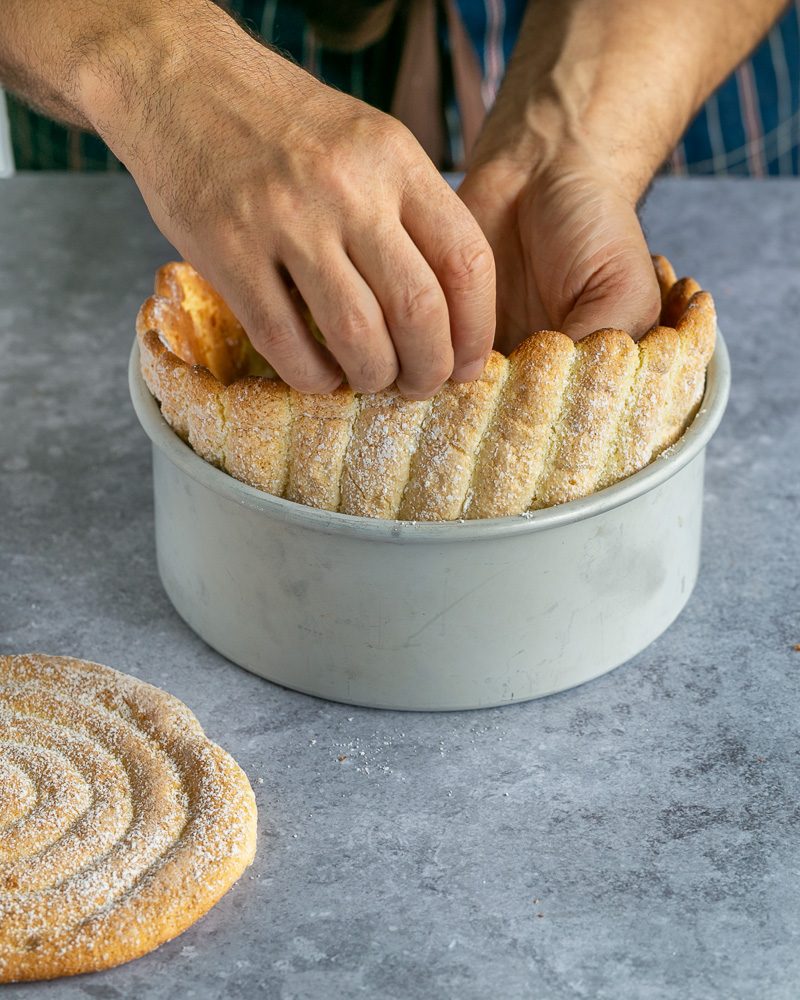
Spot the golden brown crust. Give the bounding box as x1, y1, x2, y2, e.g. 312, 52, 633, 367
136, 257, 716, 520
658, 290, 717, 450
340, 389, 431, 518
400, 352, 508, 521
597, 325, 682, 488
465, 333, 574, 519
138, 325, 194, 442
287, 385, 358, 511
652, 254, 678, 305
661, 276, 702, 328
154, 262, 252, 384
223, 376, 291, 496
532, 329, 639, 510
185, 366, 226, 466
0, 653, 257, 983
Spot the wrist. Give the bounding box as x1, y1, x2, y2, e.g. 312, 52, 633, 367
73, 2, 169, 126
533, 139, 653, 206
467, 138, 647, 217
469, 90, 661, 207
74, 1, 257, 163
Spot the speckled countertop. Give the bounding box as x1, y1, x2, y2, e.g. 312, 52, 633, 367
1, 175, 799, 1000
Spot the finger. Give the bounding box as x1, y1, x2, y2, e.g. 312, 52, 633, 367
401, 176, 496, 381
283, 241, 400, 395
209, 261, 343, 393
348, 224, 454, 399
561, 246, 662, 343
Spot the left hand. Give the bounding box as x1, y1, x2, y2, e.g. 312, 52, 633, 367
458, 155, 661, 355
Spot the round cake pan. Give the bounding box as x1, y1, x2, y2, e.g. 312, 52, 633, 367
129, 333, 730, 711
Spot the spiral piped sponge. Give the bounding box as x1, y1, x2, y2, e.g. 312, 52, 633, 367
0, 653, 257, 983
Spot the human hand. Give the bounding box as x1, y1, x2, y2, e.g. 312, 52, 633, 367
458, 156, 660, 355
94, 9, 495, 397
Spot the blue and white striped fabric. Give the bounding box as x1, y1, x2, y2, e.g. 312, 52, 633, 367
234, 0, 800, 176
3, 0, 799, 175
669, 1, 800, 175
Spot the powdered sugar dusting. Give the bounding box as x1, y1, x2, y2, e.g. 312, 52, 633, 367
139, 261, 715, 521
0, 654, 257, 983
340, 389, 431, 518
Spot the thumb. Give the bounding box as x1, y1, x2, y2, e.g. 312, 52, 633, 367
561, 245, 661, 343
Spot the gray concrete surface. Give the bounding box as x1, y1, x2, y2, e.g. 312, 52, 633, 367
0, 174, 798, 999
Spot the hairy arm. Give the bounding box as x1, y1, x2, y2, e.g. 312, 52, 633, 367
0, 1, 174, 130
460, 0, 788, 350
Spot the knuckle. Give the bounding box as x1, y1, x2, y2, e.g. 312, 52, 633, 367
332, 307, 374, 349
350, 357, 399, 395
372, 115, 414, 153
257, 320, 298, 357
440, 237, 495, 293
396, 281, 446, 328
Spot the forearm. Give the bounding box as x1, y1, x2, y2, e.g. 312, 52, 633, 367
1, 0, 166, 129
0, 0, 270, 150
0, 0, 304, 209
472, 0, 788, 198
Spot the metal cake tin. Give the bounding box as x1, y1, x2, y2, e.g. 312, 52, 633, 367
129, 333, 729, 711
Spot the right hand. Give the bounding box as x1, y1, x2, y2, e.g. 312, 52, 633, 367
94, 12, 496, 398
